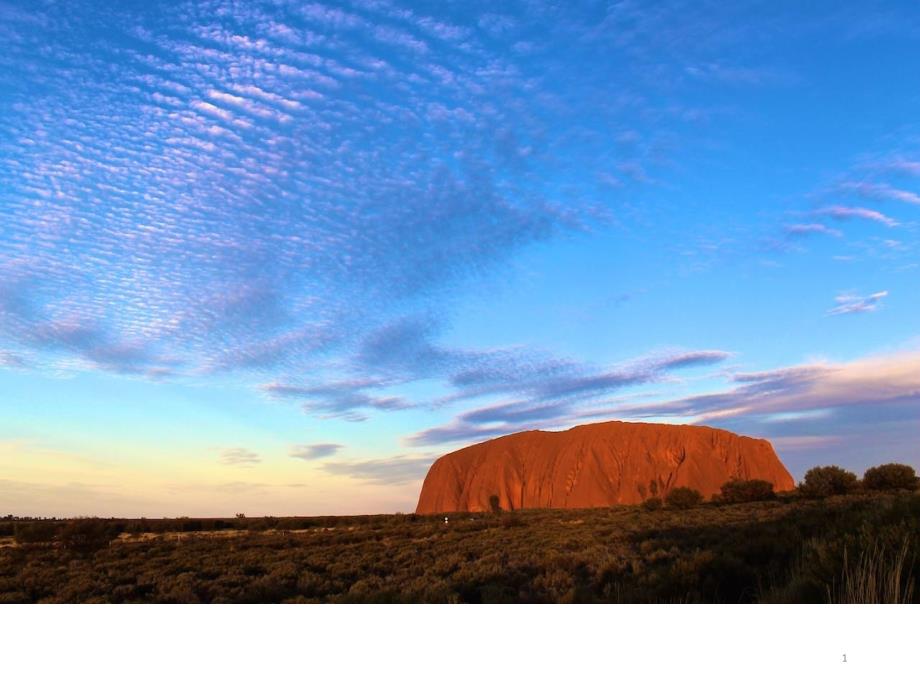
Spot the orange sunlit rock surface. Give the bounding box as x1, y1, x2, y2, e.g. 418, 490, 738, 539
416, 421, 794, 513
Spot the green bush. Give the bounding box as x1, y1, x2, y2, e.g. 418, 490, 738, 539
799, 466, 858, 498
862, 463, 919, 492
14, 521, 58, 545
665, 487, 702, 509
719, 479, 775, 504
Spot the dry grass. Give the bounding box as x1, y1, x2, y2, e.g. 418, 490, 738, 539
827, 537, 914, 604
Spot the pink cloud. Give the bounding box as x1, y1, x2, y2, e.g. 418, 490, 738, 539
840, 181, 920, 205
817, 205, 898, 227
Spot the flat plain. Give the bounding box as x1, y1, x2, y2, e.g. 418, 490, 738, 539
2, 491, 918, 603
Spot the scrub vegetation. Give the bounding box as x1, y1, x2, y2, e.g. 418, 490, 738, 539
1, 464, 917, 604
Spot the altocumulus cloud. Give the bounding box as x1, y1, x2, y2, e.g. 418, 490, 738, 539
0, 0, 601, 384
0, 0, 766, 407
3, 0, 917, 486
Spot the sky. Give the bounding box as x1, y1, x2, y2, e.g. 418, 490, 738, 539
1, 0, 919, 517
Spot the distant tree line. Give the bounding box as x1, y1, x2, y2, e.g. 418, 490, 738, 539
639, 462, 918, 510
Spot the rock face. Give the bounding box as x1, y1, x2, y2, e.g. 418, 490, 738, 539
416, 421, 794, 514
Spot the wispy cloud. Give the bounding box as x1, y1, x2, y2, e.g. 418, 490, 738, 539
816, 205, 898, 227
684, 62, 783, 86
0, 350, 29, 368
828, 291, 889, 315
840, 181, 920, 206
218, 448, 262, 466
407, 348, 732, 446
880, 160, 920, 176
289, 443, 342, 460
262, 381, 414, 422
319, 456, 435, 485
609, 352, 920, 425
784, 223, 843, 239
599, 349, 920, 473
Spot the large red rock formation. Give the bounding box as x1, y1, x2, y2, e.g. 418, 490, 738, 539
416, 421, 794, 514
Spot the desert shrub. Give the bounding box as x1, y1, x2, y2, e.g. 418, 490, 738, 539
799, 466, 858, 498
59, 519, 121, 556
665, 487, 702, 509
14, 521, 58, 545
719, 479, 775, 504
1, 492, 916, 604
862, 463, 919, 492
641, 497, 663, 511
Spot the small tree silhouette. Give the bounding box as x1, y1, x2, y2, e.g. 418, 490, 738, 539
718, 479, 775, 503
665, 487, 703, 509
488, 495, 502, 514
60, 519, 121, 556
862, 463, 919, 491
641, 496, 663, 511
799, 466, 858, 498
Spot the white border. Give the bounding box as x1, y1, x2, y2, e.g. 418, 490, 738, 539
0, 605, 914, 689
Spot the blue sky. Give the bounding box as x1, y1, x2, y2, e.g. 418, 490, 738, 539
1, 0, 919, 516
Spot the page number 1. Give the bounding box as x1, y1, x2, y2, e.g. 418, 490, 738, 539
842, 654, 847, 663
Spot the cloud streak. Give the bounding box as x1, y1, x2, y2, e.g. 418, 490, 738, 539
784, 223, 842, 239
840, 181, 920, 206
828, 291, 889, 316
319, 456, 435, 485
816, 205, 898, 227
263, 380, 414, 421
218, 448, 262, 466
407, 348, 732, 445
600, 350, 920, 473
289, 443, 343, 460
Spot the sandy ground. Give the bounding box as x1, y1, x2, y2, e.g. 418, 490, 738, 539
0, 526, 356, 548
115, 527, 355, 543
